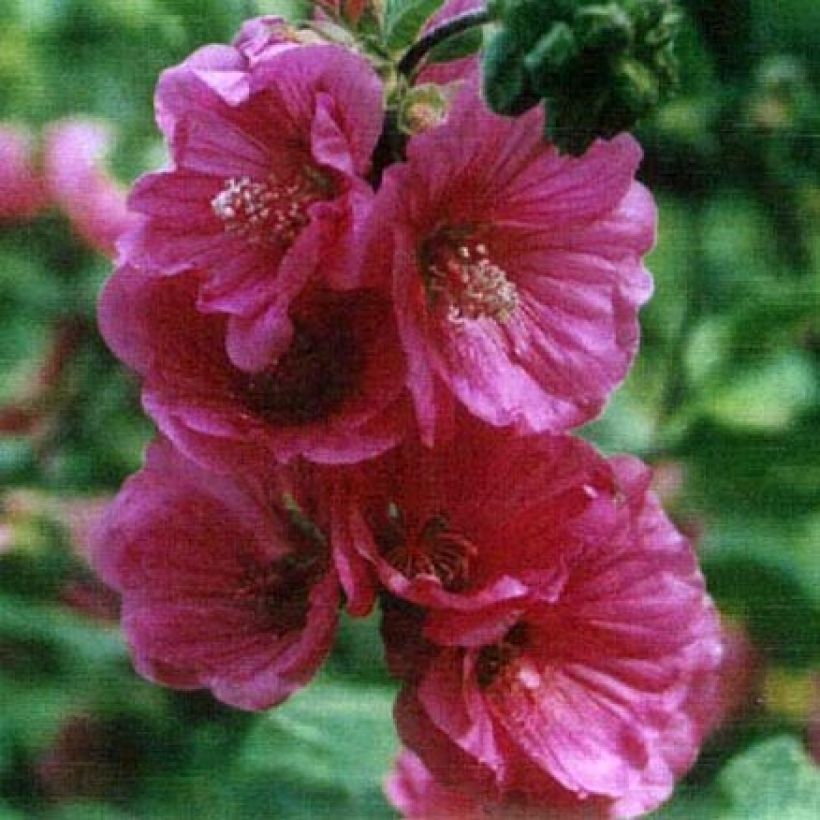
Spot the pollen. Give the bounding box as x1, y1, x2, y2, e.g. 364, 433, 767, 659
381, 512, 478, 592
423, 230, 519, 324
211, 168, 330, 249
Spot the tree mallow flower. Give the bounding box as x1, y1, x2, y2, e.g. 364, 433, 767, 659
122, 38, 384, 371
364, 85, 655, 443
93, 439, 339, 710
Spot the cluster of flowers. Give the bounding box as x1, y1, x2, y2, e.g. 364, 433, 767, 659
94, 6, 723, 817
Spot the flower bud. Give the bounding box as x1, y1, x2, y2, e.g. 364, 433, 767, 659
575, 2, 633, 54
483, 0, 682, 154
523, 22, 578, 92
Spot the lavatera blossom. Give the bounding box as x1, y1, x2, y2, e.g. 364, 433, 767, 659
93, 439, 339, 710
121, 22, 384, 371
336, 422, 722, 817
98, 265, 409, 471
364, 83, 655, 443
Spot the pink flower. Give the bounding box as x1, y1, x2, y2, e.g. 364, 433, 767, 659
330, 415, 617, 618
388, 453, 722, 817
231, 16, 301, 66
98, 265, 409, 471
122, 37, 384, 371
93, 439, 339, 710
0, 125, 47, 220
386, 749, 485, 819
386, 747, 601, 819
364, 86, 655, 443
44, 120, 135, 256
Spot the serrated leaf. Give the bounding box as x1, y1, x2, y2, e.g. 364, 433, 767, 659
385, 0, 447, 51
717, 736, 820, 818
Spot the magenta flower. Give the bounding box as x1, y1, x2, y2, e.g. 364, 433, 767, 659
99, 265, 409, 471
385, 452, 721, 816
0, 125, 47, 220
386, 747, 601, 819
122, 37, 384, 370
231, 16, 302, 67
44, 120, 135, 256
364, 86, 655, 443
93, 439, 339, 710
330, 415, 617, 618
386, 749, 485, 819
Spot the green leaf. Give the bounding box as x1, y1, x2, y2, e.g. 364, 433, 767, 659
238, 676, 398, 818
675, 414, 820, 519
257, 1, 311, 23
699, 351, 817, 433
703, 553, 820, 668
716, 736, 820, 818
427, 24, 483, 63
385, 0, 447, 52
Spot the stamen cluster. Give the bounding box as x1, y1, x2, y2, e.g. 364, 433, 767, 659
93, 5, 723, 818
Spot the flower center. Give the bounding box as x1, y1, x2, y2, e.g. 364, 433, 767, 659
211, 168, 331, 249
379, 510, 477, 592
476, 623, 529, 689
239, 312, 362, 427
233, 508, 328, 633
422, 228, 518, 324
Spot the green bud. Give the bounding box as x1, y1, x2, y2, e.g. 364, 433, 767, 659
398, 83, 449, 134
575, 3, 633, 54
483, 28, 538, 117
524, 23, 578, 92
499, 0, 574, 47
483, 0, 682, 154
613, 56, 660, 117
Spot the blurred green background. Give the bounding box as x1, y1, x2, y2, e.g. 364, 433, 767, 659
0, 0, 818, 817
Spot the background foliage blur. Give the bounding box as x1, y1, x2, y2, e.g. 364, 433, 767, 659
0, 0, 818, 816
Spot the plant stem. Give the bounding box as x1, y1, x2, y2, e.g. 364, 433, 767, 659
397, 8, 492, 77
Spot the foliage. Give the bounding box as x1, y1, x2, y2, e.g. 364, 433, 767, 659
0, 0, 819, 816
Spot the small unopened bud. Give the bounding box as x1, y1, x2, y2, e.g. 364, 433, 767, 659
399, 84, 449, 134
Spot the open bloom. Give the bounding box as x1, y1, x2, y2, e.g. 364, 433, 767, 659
44, 120, 135, 256
330, 415, 616, 617
93, 439, 339, 710
381, 448, 721, 817
99, 265, 408, 471
364, 85, 654, 443
0, 125, 47, 220
122, 33, 384, 370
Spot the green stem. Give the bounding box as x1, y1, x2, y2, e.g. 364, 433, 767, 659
397, 8, 492, 77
